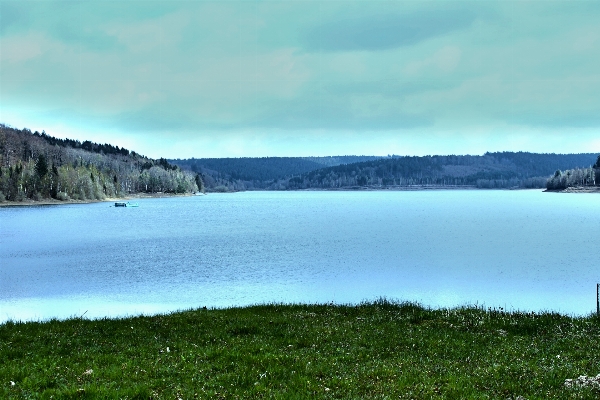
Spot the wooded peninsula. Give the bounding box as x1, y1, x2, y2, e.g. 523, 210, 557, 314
0, 125, 202, 204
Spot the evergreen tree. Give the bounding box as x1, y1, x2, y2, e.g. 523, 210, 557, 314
594, 155, 600, 186
35, 154, 48, 178
195, 173, 205, 193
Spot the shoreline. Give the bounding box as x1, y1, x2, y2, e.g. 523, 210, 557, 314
544, 186, 600, 193
206, 185, 537, 193
3, 186, 599, 206
1, 302, 599, 398
0, 192, 197, 207
297, 185, 480, 191
1, 187, 506, 204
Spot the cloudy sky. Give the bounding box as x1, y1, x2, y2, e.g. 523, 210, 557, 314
1, 1, 599, 158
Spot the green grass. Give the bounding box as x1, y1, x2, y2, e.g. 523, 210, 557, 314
1, 300, 599, 399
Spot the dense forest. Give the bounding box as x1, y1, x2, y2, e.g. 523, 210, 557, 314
546, 155, 600, 190
286, 152, 599, 190
170, 156, 387, 191
173, 152, 598, 191
0, 125, 201, 203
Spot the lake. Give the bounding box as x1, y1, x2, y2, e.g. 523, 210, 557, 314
1, 190, 599, 323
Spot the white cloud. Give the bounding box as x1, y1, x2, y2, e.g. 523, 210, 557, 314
105, 10, 190, 54
403, 46, 462, 76
0, 33, 46, 64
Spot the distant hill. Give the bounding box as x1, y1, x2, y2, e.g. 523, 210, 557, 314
300, 155, 390, 167
0, 124, 200, 203
169, 156, 387, 190
288, 152, 599, 190
172, 152, 598, 191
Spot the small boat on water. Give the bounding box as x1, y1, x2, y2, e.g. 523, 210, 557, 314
114, 201, 139, 207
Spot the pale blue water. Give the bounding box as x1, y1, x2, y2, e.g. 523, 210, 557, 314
1, 190, 598, 322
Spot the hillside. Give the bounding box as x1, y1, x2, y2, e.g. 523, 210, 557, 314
288, 152, 600, 190
0, 125, 201, 203
170, 156, 387, 190
172, 152, 598, 191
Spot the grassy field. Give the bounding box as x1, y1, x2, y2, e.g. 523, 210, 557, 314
1, 300, 599, 399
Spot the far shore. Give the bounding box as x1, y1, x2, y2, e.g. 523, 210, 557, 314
544, 186, 600, 193
3, 185, 599, 207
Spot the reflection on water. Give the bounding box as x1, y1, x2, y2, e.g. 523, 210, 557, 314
1, 190, 599, 322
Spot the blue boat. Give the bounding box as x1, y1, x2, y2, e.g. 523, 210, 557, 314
114, 201, 138, 207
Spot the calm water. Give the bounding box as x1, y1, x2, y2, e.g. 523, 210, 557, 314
1, 190, 598, 322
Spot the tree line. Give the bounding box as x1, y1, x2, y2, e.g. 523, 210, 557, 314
169, 155, 386, 191
172, 152, 597, 192
286, 152, 598, 190
30, 129, 132, 157
546, 155, 600, 190
0, 125, 202, 202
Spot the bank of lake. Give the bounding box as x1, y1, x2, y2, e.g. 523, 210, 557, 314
1, 302, 599, 398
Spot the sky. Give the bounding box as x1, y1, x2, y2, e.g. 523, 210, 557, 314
1, 1, 600, 159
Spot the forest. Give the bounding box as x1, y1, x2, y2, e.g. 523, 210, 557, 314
169, 155, 386, 191
285, 152, 599, 190
3, 123, 597, 201
546, 155, 600, 190
173, 152, 599, 191
0, 125, 201, 203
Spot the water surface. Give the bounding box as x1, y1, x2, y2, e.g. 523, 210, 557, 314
1, 190, 598, 322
